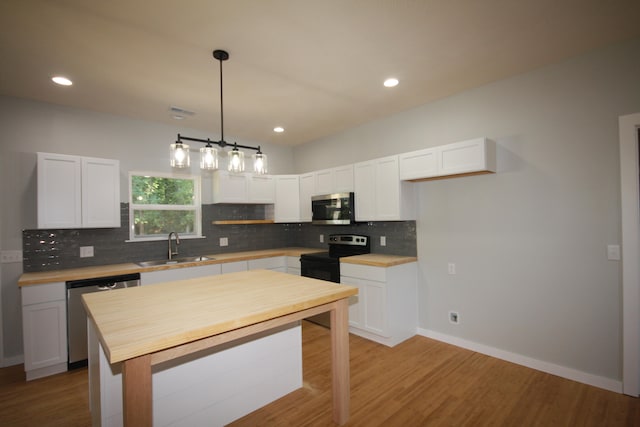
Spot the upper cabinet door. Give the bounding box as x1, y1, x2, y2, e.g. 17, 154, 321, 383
315, 169, 333, 195
354, 160, 376, 221
299, 173, 315, 222
82, 157, 121, 228
274, 175, 300, 223
247, 174, 275, 203
438, 137, 496, 176
374, 156, 402, 221
38, 153, 121, 229
399, 138, 496, 181
333, 165, 354, 193
37, 153, 82, 228
212, 171, 249, 203
399, 147, 439, 180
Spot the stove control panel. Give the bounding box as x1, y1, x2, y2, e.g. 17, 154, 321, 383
328, 234, 368, 246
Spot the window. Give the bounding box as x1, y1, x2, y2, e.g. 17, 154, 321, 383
129, 172, 202, 240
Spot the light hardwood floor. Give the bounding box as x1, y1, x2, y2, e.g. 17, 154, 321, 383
1, 321, 638, 426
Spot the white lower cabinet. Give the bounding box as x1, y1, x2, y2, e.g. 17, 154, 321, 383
21, 282, 68, 380
286, 256, 301, 275
248, 256, 286, 273
141, 264, 221, 286
221, 260, 248, 274
340, 262, 417, 347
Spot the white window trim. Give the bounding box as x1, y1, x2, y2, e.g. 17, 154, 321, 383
128, 171, 202, 241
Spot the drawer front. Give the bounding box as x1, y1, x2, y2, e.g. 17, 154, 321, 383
340, 263, 386, 282
248, 256, 286, 270
22, 282, 66, 305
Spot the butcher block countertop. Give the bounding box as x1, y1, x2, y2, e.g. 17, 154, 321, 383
82, 269, 357, 364
18, 247, 416, 286
18, 247, 322, 286
340, 254, 417, 267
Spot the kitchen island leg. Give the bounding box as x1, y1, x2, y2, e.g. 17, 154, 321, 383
122, 354, 152, 427
331, 298, 350, 425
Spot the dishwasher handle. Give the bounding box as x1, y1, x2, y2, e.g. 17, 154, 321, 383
97, 283, 118, 290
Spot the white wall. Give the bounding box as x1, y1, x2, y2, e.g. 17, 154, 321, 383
0, 98, 295, 361
293, 38, 640, 383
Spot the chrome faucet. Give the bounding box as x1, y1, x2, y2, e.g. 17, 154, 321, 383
168, 232, 180, 260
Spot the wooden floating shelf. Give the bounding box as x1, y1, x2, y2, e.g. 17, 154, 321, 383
212, 220, 275, 225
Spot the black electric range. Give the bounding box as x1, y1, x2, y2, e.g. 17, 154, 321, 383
299, 234, 370, 327
300, 234, 370, 283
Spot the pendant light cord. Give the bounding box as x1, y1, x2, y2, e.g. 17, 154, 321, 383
219, 54, 224, 144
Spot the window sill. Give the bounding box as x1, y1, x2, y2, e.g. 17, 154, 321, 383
125, 235, 206, 243
212, 220, 275, 225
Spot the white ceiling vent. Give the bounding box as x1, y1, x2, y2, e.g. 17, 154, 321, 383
169, 106, 195, 119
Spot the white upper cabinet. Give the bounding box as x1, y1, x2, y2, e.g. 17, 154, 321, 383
247, 174, 275, 203
37, 152, 120, 229
212, 171, 275, 204
399, 147, 439, 180
315, 169, 333, 195
274, 175, 300, 223
82, 157, 121, 228
299, 172, 315, 222
354, 155, 416, 221
314, 165, 354, 195
400, 137, 496, 181
332, 165, 354, 193
212, 171, 249, 203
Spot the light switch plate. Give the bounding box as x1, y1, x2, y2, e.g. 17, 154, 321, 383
0, 250, 23, 263
220, 237, 229, 247
448, 262, 456, 275
380, 236, 386, 246
607, 244, 621, 261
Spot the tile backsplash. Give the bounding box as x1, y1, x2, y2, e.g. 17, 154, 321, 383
23, 203, 416, 272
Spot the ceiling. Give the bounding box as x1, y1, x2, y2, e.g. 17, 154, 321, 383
1, 0, 639, 147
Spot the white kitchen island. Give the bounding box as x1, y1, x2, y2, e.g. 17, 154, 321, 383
83, 269, 357, 426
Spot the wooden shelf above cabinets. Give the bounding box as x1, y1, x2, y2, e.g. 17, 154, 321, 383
212, 220, 275, 225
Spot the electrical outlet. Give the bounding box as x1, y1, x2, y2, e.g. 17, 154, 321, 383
380, 236, 386, 246
320, 234, 324, 243
449, 311, 460, 324
0, 250, 23, 263
448, 262, 456, 275
80, 246, 94, 258
220, 237, 229, 247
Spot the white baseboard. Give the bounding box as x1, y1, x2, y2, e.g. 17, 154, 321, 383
417, 328, 622, 394
1, 354, 24, 368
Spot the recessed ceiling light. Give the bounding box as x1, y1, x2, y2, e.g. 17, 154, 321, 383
383, 78, 399, 88
273, 126, 284, 133
51, 76, 73, 86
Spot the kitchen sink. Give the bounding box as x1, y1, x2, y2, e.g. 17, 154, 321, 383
136, 256, 213, 267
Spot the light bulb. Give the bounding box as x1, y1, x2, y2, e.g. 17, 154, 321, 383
200, 146, 218, 170
170, 142, 190, 168
252, 152, 268, 174
227, 149, 245, 172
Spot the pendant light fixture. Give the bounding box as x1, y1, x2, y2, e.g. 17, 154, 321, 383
171, 49, 267, 174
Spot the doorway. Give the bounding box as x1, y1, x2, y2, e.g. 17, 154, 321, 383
619, 112, 640, 396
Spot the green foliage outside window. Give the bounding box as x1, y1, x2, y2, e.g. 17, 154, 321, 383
130, 174, 201, 239
131, 176, 195, 205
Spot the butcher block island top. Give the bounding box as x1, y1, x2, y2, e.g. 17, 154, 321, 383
82, 269, 357, 364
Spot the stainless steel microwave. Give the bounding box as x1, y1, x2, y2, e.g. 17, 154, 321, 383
311, 192, 355, 225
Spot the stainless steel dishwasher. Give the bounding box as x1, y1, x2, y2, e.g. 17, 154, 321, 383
66, 273, 140, 369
